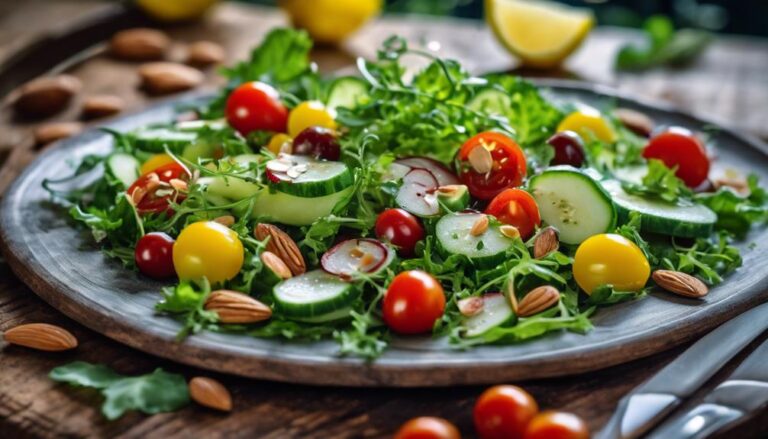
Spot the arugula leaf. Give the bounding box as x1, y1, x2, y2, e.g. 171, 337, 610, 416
695, 174, 768, 238
222, 28, 313, 85
653, 234, 742, 285
457, 308, 594, 346
50, 362, 189, 420
616, 15, 712, 71
156, 279, 219, 339
622, 159, 693, 203
587, 285, 647, 306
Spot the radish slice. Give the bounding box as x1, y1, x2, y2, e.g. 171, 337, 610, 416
395, 157, 460, 186
321, 238, 392, 277
395, 168, 440, 217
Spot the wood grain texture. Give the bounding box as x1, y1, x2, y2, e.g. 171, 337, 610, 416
1, 1, 767, 437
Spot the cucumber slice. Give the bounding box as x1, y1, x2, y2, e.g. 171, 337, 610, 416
436, 184, 470, 213
292, 306, 353, 323
602, 180, 716, 238
106, 153, 139, 188
463, 294, 515, 338
529, 166, 617, 245
253, 186, 354, 226
198, 176, 262, 201
436, 212, 516, 268
467, 88, 511, 115
130, 127, 197, 152
326, 76, 368, 111
613, 165, 647, 185
273, 270, 359, 318
175, 119, 227, 132
266, 155, 353, 198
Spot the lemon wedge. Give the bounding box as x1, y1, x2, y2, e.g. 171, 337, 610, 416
486, 0, 594, 68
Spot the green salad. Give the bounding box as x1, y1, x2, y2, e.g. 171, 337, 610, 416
47, 28, 768, 359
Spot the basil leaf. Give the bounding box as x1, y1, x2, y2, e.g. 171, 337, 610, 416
50, 361, 123, 389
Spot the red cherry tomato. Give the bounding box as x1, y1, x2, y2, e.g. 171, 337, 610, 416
134, 232, 176, 279
485, 189, 541, 239
126, 162, 189, 214
457, 131, 527, 200
642, 127, 710, 188
474, 385, 539, 439
394, 417, 461, 439
523, 411, 589, 439
375, 208, 425, 256
383, 270, 445, 335
225, 81, 288, 135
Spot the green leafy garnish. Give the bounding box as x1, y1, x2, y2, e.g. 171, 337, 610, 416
50, 362, 189, 420
616, 15, 712, 71
622, 159, 693, 203
696, 175, 768, 238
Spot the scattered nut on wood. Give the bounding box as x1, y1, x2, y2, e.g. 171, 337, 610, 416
81, 95, 125, 119
110, 28, 170, 61
34, 122, 83, 146
138, 62, 204, 95
12, 75, 81, 118
186, 41, 225, 66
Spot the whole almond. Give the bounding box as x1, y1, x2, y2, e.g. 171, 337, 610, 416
110, 28, 169, 61
189, 377, 232, 412
3, 323, 78, 351
187, 41, 225, 66
204, 290, 272, 324
470, 215, 489, 236
34, 122, 83, 146
467, 145, 493, 174
652, 270, 709, 298
138, 62, 204, 95
82, 95, 125, 119
12, 75, 81, 117
254, 224, 306, 275
458, 296, 484, 317
615, 108, 654, 137
260, 251, 292, 280
533, 227, 559, 259
517, 285, 560, 317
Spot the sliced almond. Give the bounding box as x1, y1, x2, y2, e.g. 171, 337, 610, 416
34, 122, 83, 146
533, 227, 559, 259
260, 251, 292, 280
470, 215, 489, 237
457, 296, 484, 317
12, 75, 81, 117
169, 178, 188, 192
517, 285, 560, 317
254, 224, 306, 275
499, 224, 520, 239
505, 279, 519, 313
652, 270, 709, 298
138, 62, 204, 95
82, 95, 125, 119
359, 252, 376, 268
130, 186, 147, 206
189, 377, 232, 412
348, 246, 365, 258
467, 144, 493, 174
3, 323, 78, 351
437, 185, 463, 195
110, 28, 169, 61
186, 41, 225, 66
213, 215, 236, 227
204, 290, 272, 323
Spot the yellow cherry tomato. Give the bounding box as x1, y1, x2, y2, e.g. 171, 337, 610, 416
173, 221, 244, 283
573, 233, 650, 294
136, 0, 218, 22
280, 0, 381, 44
267, 133, 293, 155
288, 101, 337, 138
557, 110, 617, 143
140, 153, 177, 176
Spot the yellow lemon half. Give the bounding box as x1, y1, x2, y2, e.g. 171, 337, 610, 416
486, 0, 594, 68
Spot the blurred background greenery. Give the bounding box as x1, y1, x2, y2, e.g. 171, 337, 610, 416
244, 0, 766, 36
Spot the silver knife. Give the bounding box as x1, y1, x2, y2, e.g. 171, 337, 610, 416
598, 301, 768, 439
646, 335, 768, 439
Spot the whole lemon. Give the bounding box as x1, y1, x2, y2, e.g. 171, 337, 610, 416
280, 0, 382, 44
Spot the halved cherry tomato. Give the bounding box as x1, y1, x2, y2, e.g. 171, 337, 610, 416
523, 411, 589, 439
395, 417, 461, 439
375, 208, 425, 256
383, 270, 445, 334
474, 385, 539, 439
225, 81, 288, 135
642, 127, 710, 188
485, 189, 541, 239
457, 131, 527, 200
126, 162, 189, 214
135, 232, 176, 279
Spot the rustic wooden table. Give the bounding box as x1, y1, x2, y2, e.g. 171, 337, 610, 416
1, 2, 767, 438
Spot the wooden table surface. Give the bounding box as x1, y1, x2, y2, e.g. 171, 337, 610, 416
1, 2, 767, 438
